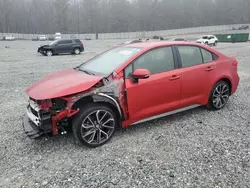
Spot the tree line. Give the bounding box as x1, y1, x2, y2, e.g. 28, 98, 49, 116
0, 0, 250, 34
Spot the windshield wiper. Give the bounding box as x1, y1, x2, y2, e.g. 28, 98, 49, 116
76, 68, 95, 76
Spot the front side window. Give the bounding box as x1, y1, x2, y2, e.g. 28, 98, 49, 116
132, 47, 175, 75
178, 46, 203, 68
78, 47, 141, 76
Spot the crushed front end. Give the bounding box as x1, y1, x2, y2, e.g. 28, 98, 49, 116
23, 97, 78, 138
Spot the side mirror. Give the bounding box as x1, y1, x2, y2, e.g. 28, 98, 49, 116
132, 69, 150, 83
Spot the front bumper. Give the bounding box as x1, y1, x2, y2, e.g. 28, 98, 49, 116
23, 115, 44, 139
23, 104, 53, 139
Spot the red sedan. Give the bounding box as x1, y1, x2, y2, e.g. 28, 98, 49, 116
23, 41, 240, 147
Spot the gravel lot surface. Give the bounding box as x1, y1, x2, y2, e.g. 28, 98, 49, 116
0, 40, 249, 188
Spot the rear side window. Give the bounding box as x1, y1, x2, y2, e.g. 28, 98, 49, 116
74, 39, 81, 43
58, 40, 72, 44
178, 46, 203, 68
201, 48, 213, 63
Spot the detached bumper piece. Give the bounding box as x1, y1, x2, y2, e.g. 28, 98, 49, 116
23, 115, 44, 139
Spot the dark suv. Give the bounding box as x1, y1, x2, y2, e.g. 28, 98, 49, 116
38, 39, 84, 56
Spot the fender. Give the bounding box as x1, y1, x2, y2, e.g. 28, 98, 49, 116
92, 93, 124, 120
213, 76, 232, 93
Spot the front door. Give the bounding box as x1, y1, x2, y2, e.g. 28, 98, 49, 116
124, 46, 181, 123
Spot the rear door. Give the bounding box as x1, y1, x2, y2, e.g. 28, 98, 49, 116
176, 45, 217, 107
124, 46, 182, 122
56, 40, 73, 53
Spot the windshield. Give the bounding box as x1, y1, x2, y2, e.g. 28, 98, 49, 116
202, 36, 208, 39
77, 47, 142, 75
49, 40, 58, 45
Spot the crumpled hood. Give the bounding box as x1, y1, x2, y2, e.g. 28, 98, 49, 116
26, 69, 103, 100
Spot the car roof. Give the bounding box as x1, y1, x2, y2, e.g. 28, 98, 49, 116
203, 35, 215, 37
124, 41, 199, 49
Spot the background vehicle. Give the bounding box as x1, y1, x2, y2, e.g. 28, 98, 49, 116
70, 35, 77, 39
168, 38, 188, 42
196, 35, 218, 46
233, 25, 249, 30
152, 36, 164, 40
32, 36, 39, 41
3, 35, 15, 41
85, 36, 91, 40
48, 35, 55, 41
39, 35, 47, 41
37, 39, 84, 56
55, 32, 62, 40
25, 41, 239, 147
123, 39, 142, 44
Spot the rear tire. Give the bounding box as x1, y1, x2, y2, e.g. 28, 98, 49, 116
72, 103, 117, 148
206, 81, 230, 110
213, 41, 218, 46
74, 48, 80, 55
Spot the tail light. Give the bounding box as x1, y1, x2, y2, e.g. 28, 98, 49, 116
232, 60, 238, 66
80, 42, 83, 46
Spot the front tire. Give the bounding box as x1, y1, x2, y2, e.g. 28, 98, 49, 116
46, 50, 53, 56
72, 104, 117, 148
207, 81, 230, 110
213, 41, 218, 46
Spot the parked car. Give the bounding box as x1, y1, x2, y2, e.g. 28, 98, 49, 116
48, 35, 55, 41
55, 32, 62, 40
4, 35, 15, 41
32, 36, 39, 41
196, 35, 218, 46
24, 41, 239, 147
37, 39, 84, 56
123, 39, 142, 44
233, 25, 249, 30
39, 35, 47, 41
173, 38, 188, 41
85, 36, 91, 40
152, 36, 164, 40
70, 35, 77, 39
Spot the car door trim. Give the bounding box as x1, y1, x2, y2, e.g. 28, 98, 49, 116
131, 104, 200, 125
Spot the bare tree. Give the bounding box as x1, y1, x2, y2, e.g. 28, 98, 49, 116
0, 0, 249, 34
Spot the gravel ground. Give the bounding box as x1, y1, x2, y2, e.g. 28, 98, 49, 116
0, 40, 249, 188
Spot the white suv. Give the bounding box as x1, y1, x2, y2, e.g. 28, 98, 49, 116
196, 35, 218, 46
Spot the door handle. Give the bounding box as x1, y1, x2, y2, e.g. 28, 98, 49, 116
169, 75, 180, 81
205, 66, 214, 71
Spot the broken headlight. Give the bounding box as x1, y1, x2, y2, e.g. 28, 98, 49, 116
51, 98, 67, 111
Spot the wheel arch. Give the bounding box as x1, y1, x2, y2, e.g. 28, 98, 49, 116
71, 94, 124, 128
214, 77, 232, 95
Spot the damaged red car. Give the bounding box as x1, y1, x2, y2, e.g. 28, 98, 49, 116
23, 41, 240, 147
